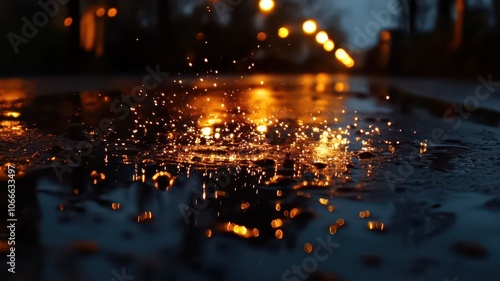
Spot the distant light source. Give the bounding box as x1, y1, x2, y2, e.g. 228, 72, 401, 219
278, 27, 289, 38
323, 39, 334, 51
257, 32, 267, 41
315, 31, 329, 44
380, 30, 391, 42
302, 20, 317, 34
107, 8, 117, 18
196, 32, 205, 40
64, 17, 73, 27
96, 8, 105, 17
259, 0, 275, 12
335, 48, 355, 68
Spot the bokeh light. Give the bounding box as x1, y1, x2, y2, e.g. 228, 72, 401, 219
257, 32, 267, 41
278, 27, 289, 38
302, 20, 317, 34
335, 48, 355, 68
63, 17, 73, 27
107, 8, 118, 18
315, 31, 329, 44
96, 8, 105, 17
323, 39, 335, 51
259, 0, 275, 12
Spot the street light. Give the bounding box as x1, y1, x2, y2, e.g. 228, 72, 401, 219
302, 20, 317, 34
335, 48, 355, 68
323, 40, 334, 52
315, 31, 329, 44
259, 0, 275, 12
278, 27, 289, 38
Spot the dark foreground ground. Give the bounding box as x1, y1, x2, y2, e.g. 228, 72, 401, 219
1, 75, 499, 281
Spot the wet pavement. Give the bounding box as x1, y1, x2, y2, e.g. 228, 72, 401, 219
0, 74, 499, 281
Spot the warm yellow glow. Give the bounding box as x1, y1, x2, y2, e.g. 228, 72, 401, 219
257, 32, 267, 41
201, 127, 212, 136
3, 112, 20, 118
303, 20, 317, 34
319, 198, 329, 205
334, 82, 349, 92
256, 125, 267, 133
96, 8, 105, 17
259, 0, 275, 12
107, 8, 118, 18
368, 221, 385, 231
64, 17, 73, 27
359, 210, 371, 218
271, 218, 283, 228
335, 48, 355, 68
323, 39, 334, 51
278, 27, 289, 38
315, 31, 329, 44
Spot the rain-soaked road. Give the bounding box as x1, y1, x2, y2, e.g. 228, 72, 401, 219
1, 75, 499, 281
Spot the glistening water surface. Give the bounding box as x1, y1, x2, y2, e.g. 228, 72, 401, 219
1, 75, 499, 281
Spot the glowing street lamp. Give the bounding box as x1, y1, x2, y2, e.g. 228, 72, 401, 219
278, 27, 289, 38
315, 31, 329, 44
323, 39, 334, 52
259, 0, 275, 12
302, 20, 317, 34
335, 48, 355, 68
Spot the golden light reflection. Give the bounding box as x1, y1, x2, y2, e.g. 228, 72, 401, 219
335, 48, 355, 68
368, 221, 385, 231
278, 27, 289, 38
336, 218, 345, 227
275, 229, 283, 239
152, 171, 176, 190
137, 211, 153, 222
111, 203, 121, 210
329, 224, 337, 234
206, 229, 212, 237
334, 82, 349, 92
319, 198, 329, 205
90, 170, 105, 184
259, 0, 275, 12
271, 218, 283, 228
359, 210, 371, 218
223, 222, 259, 238
290, 208, 300, 218
315, 31, 329, 44
303, 20, 317, 34
3, 112, 20, 118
